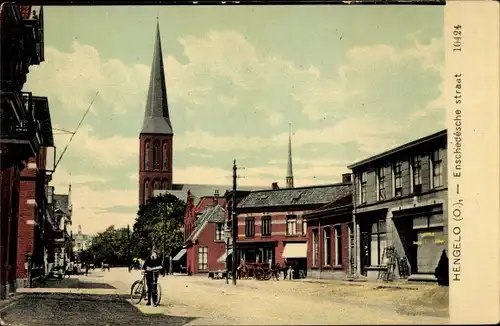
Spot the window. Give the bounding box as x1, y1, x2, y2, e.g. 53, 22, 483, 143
286, 215, 297, 236
370, 220, 387, 266
153, 141, 160, 169
162, 142, 167, 170
312, 229, 319, 266
153, 181, 159, 190
377, 167, 386, 201
215, 223, 224, 241
198, 247, 208, 271
144, 141, 150, 170
411, 156, 422, 193
264, 248, 274, 265
261, 216, 271, 236
394, 162, 402, 197
431, 149, 443, 188
245, 217, 255, 237
302, 219, 307, 235
162, 180, 168, 190
144, 180, 149, 204
359, 171, 367, 204
334, 225, 342, 266
323, 227, 331, 266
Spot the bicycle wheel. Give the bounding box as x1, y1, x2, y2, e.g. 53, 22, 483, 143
153, 283, 162, 306
130, 280, 144, 304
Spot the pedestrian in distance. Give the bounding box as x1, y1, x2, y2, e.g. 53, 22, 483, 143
143, 249, 162, 306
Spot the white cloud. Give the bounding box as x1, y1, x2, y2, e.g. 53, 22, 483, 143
52, 167, 108, 186
25, 42, 150, 115
175, 115, 401, 155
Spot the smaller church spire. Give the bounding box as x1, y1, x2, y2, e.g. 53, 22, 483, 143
286, 123, 294, 189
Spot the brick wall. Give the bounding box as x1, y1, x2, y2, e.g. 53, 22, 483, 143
197, 222, 226, 272
236, 211, 309, 242
138, 134, 173, 206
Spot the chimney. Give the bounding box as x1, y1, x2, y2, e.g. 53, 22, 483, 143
213, 189, 219, 205
272, 182, 280, 190
342, 173, 352, 184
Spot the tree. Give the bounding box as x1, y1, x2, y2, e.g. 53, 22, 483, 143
82, 226, 130, 266
131, 193, 185, 261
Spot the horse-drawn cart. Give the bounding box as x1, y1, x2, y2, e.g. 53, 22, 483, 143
237, 262, 281, 281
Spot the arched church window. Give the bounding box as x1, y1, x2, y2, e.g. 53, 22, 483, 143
153, 141, 160, 169
154, 181, 159, 190
144, 141, 150, 170
162, 142, 167, 170
144, 180, 150, 204
162, 180, 168, 190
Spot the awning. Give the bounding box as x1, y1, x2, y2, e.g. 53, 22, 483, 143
173, 248, 187, 261
282, 243, 307, 258
217, 249, 233, 263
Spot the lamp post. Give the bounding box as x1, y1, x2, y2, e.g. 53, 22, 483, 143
224, 226, 230, 284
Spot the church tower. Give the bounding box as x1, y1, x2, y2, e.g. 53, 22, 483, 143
139, 21, 174, 206
286, 123, 294, 188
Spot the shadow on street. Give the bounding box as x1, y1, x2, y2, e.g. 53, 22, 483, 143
40, 278, 117, 290
1, 293, 197, 326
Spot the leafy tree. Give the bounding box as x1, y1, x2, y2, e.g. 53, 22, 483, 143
131, 193, 185, 261
82, 226, 130, 266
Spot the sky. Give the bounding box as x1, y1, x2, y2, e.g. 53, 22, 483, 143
25, 5, 445, 235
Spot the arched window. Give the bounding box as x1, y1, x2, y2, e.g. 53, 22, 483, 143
153, 181, 159, 191
162, 142, 167, 170
144, 180, 150, 204
144, 141, 150, 170
153, 141, 160, 169
162, 180, 168, 190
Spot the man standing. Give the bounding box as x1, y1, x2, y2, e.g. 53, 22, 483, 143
143, 249, 162, 306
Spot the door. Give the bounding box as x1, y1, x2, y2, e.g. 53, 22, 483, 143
361, 232, 370, 275
416, 228, 446, 273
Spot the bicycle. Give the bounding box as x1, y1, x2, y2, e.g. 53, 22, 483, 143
130, 266, 162, 306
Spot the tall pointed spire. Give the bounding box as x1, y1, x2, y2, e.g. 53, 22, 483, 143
286, 123, 294, 189
141, 20, 173, 135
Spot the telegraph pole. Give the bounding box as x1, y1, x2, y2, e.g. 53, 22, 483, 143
231, 160, 238, 285
127, 224, 131, 272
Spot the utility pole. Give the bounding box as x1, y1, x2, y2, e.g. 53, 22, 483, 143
127, 224, 131, 272
231, 160, 238, 286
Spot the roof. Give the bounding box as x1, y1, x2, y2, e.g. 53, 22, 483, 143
154, 183, 265, 203
347, 129, 447, 170
187, 204, 226, 242
141, 22, 173, 135
303, 194, 353, 219
237, 183, 352, 210
53, 194, 69, 215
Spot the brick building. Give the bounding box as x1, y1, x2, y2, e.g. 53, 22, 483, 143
0, 5, 53, 298
303, 174, 353, 280
16, 114, 55, 289
348, 129, 447, 281
167, 187, 260, 274
235, 181, 352, 276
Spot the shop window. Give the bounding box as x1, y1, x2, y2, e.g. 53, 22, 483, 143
334, 225, 342, 266
312, 229, 319, 267
370, 220, 387, 266
323, 227, 331, 266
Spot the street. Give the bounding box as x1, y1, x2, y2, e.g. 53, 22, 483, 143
0, 268, 449, 325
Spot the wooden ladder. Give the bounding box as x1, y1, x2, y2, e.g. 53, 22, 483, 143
377, 246, 397, 281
